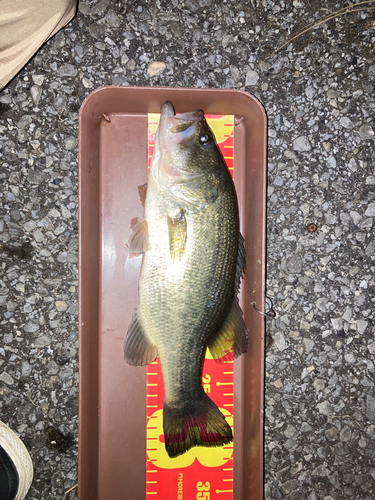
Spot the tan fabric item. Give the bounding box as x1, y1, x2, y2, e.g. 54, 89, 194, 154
0, 0, 77, 90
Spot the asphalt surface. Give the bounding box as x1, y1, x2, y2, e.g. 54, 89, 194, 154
0, 0, 374, 498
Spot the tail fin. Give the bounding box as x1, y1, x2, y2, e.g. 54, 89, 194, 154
163, 392, 232, 458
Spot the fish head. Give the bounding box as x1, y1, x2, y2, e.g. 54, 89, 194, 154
159, 101, 220, 170
153, 101, 228, 210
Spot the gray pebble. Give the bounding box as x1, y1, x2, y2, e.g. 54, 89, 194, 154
358, 124, 374, 140
0, 371, 14, 385
366, 396, 375, 421
287, 254, 302, 274
317, 401, 332, 416
293, 136, 311, 152
57, 63, 78, 77
245, 70, 259, 86
364, 203, 375, 217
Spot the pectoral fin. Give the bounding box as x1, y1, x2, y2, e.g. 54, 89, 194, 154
124, 309, 158, 366
167, 209, 187, 262
208, 300, 248, 360
127, 218, 150, 254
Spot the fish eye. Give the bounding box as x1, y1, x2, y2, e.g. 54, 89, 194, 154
199, 133, 211, 145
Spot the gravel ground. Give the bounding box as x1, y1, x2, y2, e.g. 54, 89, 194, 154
0, 0, 374, 498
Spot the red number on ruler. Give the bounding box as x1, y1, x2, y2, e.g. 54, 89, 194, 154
196, 481, 210, 499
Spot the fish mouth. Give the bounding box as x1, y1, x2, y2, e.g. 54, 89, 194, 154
161, 103, 204, 146
161, 101, 204, 136
167, 110, 204, 134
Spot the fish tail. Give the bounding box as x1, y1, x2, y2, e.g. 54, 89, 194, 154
163, 392, 233, 458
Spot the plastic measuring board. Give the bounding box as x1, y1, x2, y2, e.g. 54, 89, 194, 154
146, 113, 235, 500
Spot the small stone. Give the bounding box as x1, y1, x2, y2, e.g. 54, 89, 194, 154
287, 254, 302, 274
21, 362, 32, 377
185, 0, 199, 12
245, 70, 259, 86
312, 465, 329, 476
316, 297, 329, 312
147, 62, 166, 77
61, 205, 72, 218
365, 203, 375, 217
366, 396, 375, 421
33, 228, 44, 243
55, 301, 68, 312
65, 137, 77, 150
358, 124, 374, 140
105, 9, 120, 27
348, 158, 357, 171
300, 319, 310, 331
305, 85, 315, 99
331, 318, 343, 330
325, 427, 338, 440
313, 379, 325, 391
32, 74, 45, 86
28, 171, 45, 185
3, 333, 13, 344
82, 77, 94, 88
359, 435, 369, 450
281, 479, 300, 495
317, 401, 332, 415
293, 136, 311, 152
368, 343, 375, 355
30, 85, 42, 105
284, 424, 297, 438
274, 378, 283, 388
340, 425, 352, 442
342, 306, 352, 322
273, 332, 286, 351
327, 155, 336, 168
340, 117, 353, 129
23, 322, 39, 333
344, 353, 356, 363
34, 335, 51, 348
0, 372, 14, 385
356, 319, 368, 335
361, 376, 373, 387
17, 115, 32, 129
230, 65, 240, 82
303, 338, 314, 353
366, 241, 375, 256
57, 63, 78, 77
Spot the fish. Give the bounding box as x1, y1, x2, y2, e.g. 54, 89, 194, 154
124, 101, 248, 458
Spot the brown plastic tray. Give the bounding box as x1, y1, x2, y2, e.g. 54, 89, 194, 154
78, 86, 267, 500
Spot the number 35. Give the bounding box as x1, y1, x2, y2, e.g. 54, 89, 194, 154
196, 481, 210, 499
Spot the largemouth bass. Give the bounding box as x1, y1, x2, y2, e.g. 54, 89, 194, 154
124, 101, 248, 458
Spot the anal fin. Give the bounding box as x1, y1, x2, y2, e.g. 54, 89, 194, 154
124, 309, 157, 366
208, 300, 248, 361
